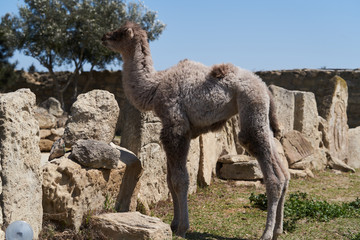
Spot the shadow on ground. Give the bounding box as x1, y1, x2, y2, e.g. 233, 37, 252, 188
185, 231, 248, 240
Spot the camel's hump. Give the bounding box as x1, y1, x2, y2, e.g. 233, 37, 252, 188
210, 63, 236, 79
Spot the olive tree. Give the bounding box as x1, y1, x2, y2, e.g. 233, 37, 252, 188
0, 29, 18, 88
1, 0, 165, 108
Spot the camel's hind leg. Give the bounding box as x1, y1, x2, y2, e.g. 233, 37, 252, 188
238, 102, 289, 240
160, 126, 191, 237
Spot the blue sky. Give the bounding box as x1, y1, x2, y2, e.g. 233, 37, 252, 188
2, 0, 360, 71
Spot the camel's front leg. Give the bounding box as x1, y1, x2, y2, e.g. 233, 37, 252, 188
161, 127, 191, 237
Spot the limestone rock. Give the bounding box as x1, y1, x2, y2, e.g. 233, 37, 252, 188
39, 138, 54, 152
293, 91, 319, 141
269, 85, 327, 170
269, 85, 295, 133
219, 156, 263, 180
43, 149, 142, 230
49, 127, 65, 141
289, 169, 314, 178
198, 132, 220, 187
63, 90, 120, 147
91, 212, 172, 240
40, 129, 52, 139
39, 97, 64, 117
187, 137, 200, 194
348, 127, 360, 169
41, 153, 51, 167
327, 154, 355, 173
273, 138, 289, 170
281, 130, 314, 166
57, 115, 68, 128
109, 143, 144, 212
218, 154, 256, 164
318, 76, 349, 163
49, 138, 66, 161
34, 106, 57, 129
233, 180, 263, 189
198, 117, 242, 187
0, 89, 43, 238
70, 139, 120, 169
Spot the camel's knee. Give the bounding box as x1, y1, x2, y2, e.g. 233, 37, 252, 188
265, 174, 287, 199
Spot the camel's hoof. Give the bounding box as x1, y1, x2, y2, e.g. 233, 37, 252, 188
173, 224, 188, 239
260, 234, 273, 240
173, 230, 186, 239
170, 223, 178, 233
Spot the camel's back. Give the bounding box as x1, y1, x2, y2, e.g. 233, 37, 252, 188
154, 59, 267, 128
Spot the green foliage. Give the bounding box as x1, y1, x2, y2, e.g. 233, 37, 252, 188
1, 0, 165, 73
0, 0, 165, 107
0, 29, 18, 88
347, 232, 360, 240
28, 63, 36, 73
249, 191, 360, 233
103, 194, 116, 213
249, 192, 267, 211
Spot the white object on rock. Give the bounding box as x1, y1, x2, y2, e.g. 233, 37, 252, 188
5, 221, 33, 240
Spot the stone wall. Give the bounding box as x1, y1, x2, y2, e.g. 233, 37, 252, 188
4, 69, 360, 128
256, 69, 360, 128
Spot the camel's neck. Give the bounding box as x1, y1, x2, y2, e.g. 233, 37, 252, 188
122, 41, 158, 111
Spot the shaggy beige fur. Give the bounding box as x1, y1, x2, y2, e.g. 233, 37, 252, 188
102, 22, 289, 240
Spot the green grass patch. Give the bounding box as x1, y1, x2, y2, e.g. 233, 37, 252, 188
150, 170, 360, 240
250, 191, 360, 233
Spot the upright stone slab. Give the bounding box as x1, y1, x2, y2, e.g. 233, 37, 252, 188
0, 89, 42, 238
317, 76, 349, 163
269, 85, 295, 133
198, 116, 241, 187
348, 127, 360, 169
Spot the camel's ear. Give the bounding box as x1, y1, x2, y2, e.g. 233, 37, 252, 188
126, 28, 134, 39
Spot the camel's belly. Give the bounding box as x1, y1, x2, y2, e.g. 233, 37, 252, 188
185, 97, 237, 128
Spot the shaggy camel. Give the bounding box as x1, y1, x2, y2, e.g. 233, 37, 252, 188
102, 22, 290, 240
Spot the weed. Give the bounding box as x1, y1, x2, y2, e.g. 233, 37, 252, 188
249, 192, 267, 210
249, 191, 360, 232
103, 194, 116, 213
349, 232, 360, 240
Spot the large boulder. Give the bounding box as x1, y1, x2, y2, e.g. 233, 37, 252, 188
0, 89, 43, 238
269, 85, 327, 170
34, 106, 57, 129
42, 147, 142, 230
281, 130, 314, 166
63, 90, 120, 147
70, 139, 120, 169
218, 155, 263, 180
348, 127, 360, 169
91, 212, 172, 240
39, 97, 64, 117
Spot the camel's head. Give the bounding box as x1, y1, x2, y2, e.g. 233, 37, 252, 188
101, 22, 147, 54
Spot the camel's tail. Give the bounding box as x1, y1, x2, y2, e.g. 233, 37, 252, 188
268, 89, 281, 139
